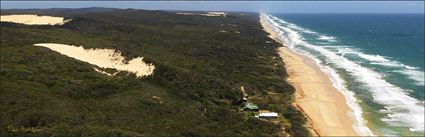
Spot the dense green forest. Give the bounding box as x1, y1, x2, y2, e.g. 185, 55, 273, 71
0, 8, 309, 136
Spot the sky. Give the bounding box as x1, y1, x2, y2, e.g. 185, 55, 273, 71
1, 1, 424, 14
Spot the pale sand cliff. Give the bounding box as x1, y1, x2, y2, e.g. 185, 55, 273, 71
34, 43, 155, 77
260, 14, 359, 136
0, 15, 71, 25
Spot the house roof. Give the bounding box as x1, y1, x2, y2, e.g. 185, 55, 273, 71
242, 102, 259, 110
258, 112, 278, 117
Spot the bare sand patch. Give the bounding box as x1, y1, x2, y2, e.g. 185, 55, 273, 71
34, 43, 155, 77
260, 14, 359, 136
1, 14, 71, 25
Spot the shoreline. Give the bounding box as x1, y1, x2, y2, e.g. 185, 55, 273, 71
260, 14, 359, 136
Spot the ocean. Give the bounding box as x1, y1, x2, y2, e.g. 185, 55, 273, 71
265, 13, 424, 136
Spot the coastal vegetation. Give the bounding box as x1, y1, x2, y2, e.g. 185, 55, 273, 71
0, 8, 309, 136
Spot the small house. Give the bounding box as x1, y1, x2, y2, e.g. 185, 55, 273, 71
255, 112, 279, 119
241, 102, 259, 111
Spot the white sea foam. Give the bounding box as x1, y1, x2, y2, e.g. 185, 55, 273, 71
356, 53, 390, 62
318, 35, 337, 42
404, 65, 416, 70
272, 14, 423, 87
269, 14, 424, 87
353, 53, 424, 86
369, 62, 402, 67
268, 15, 318, 35
326, 44, 424, 86
395, 69, 425, 86
288, 24, 318, 34
264, 13, 425, 134
263, 13, 375, 136
321, 45, 353, 49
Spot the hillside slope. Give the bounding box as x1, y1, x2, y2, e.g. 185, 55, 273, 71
0, 8, 308, 136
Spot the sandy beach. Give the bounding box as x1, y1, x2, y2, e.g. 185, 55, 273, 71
260, 14, 359, 136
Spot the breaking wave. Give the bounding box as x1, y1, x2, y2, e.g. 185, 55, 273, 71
263, 13, 425, 135
317, 35, 337, 42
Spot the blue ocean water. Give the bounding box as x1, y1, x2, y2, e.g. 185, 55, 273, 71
265, 13, 424, 136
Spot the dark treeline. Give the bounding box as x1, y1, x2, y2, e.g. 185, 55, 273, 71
0, 8, 309, 136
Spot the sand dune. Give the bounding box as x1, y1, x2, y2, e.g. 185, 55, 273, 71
34, 43, 155, 77
260, 14, 359, 136
1, 14, 71, 25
